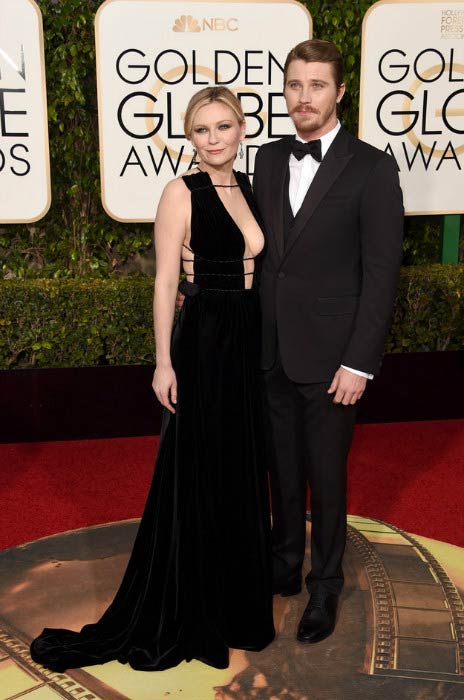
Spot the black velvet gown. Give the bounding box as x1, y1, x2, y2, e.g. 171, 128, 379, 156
30, 170, 275, 672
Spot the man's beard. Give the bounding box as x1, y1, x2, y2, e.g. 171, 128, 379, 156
291, 108, 321, 133
290, 105, 337, 135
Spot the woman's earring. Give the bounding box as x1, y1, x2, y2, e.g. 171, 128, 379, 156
238, 141, 244, 159
192, 147, 198, 164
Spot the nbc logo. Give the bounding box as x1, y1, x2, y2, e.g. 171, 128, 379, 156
172, 15, 201, 32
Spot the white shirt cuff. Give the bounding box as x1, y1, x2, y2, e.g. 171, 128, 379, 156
340, 365, 374, 380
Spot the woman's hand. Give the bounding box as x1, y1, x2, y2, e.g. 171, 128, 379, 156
152, 365, 177, 413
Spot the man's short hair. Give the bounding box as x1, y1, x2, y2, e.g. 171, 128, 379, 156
283, 39, 344, 87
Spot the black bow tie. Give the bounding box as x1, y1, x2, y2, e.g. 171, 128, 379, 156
291, 138, 322, 163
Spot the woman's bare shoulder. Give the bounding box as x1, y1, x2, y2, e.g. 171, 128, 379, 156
155, 173, 192, 220
157, 176, 189, 211
162, 176, 188, 197
165, 168, 199, 190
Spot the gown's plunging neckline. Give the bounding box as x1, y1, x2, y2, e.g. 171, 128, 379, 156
197, 169, 265, 259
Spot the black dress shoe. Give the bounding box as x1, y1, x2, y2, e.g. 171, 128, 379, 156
272, 578, 302, 597
297, 591, 339, 643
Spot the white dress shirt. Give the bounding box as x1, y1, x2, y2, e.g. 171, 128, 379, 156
288, 121, 373, 381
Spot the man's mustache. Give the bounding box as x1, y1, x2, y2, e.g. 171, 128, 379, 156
290, 106, 319, 115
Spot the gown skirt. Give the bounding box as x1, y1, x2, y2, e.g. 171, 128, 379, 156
30, 170, 275, 672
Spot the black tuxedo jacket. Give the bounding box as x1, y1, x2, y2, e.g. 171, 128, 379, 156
253, 127, 404, 383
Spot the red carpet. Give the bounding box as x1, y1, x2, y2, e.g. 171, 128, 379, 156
1, 419, 463, 550
347, 420, 464, 546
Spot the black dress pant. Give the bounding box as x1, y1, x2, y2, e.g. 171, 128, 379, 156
262, 351, 356, 595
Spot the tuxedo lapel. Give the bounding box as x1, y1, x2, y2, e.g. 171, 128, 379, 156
282, 128, 354, 262
267, 137, 293, 259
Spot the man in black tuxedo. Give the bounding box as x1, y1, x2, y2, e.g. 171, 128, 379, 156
253, 39, 404, 643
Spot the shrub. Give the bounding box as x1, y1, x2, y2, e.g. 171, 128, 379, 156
0, 278, 154, 368
386, 264, 464, 353
1, 265, 463, 369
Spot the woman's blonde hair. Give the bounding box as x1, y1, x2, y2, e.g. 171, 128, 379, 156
184, 86, 245, 138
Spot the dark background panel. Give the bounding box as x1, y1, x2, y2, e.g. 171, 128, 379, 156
1, 351, 462, 443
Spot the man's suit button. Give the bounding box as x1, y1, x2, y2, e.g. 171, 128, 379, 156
278, 272, 286, 279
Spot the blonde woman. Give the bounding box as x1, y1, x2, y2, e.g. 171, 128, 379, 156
31, 87, 275, 673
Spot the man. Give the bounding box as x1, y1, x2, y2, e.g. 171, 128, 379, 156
253, 39, 404, 643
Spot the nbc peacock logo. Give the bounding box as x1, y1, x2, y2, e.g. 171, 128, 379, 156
172, 15, 201, 32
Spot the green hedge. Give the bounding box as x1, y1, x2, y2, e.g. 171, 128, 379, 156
385, 264, 464, 353
1, 265, 463, 369
0, 278, 154, 368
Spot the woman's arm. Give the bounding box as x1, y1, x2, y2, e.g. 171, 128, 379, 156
152, 178, 189, 413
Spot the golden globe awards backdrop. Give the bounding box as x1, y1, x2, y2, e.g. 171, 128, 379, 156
95, 0, 312, 222
0, 0, 50, 223
359, 0, 464, 215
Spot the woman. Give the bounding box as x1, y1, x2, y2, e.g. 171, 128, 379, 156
30, 86, 275, 673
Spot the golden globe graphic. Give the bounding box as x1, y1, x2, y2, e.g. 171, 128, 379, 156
0, 516, 463, 699
359, 0, 464, 215
0, 0, 50, 223
95, 0, 312, 222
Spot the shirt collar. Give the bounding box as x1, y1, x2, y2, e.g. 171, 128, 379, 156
295, 121, 341, 159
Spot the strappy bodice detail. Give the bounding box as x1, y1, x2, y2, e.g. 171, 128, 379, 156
181, 170, 265, 292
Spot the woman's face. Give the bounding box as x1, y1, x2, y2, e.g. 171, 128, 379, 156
190, 100, 245, 168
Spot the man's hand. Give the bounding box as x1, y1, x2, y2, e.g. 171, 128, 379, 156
176, 291, 185, 310
328, 367, 367, 405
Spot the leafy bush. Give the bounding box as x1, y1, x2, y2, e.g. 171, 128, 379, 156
0, 278, 154, 368
1, 265, 462, 369
386, 264, 464, 353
